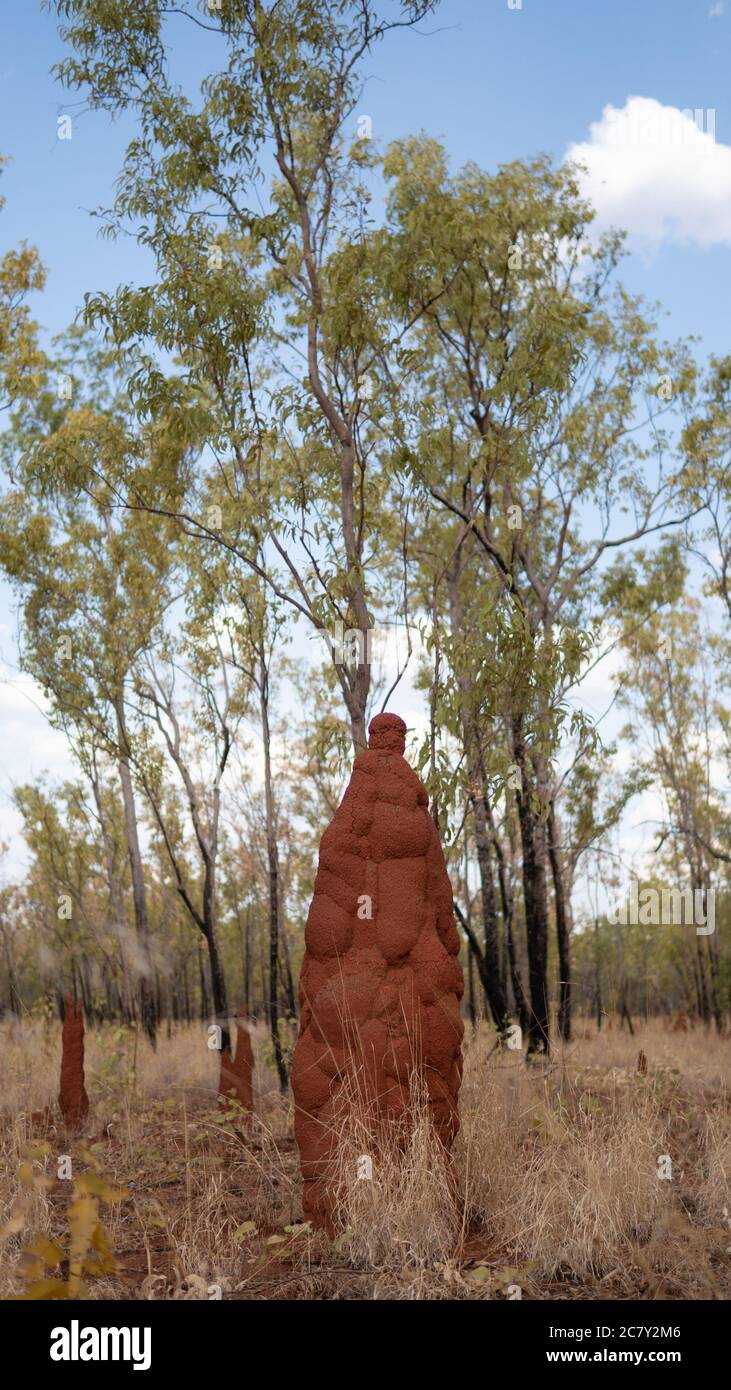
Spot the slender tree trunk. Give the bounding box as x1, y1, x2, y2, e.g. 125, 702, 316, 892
182, 957, 190, 1023
694, 931, 711, 1023
613, 917, 635, 1034
90, 768, 133, 1023
548, 800, 571, 1042
512, 715, 550, 1056
705, 915, 724, 1033
258, 923, 268, 1026
260, 654, 288, 1090
245, 906, 252, 1017
79, 958, 92, 1018
487, 798, 530, 1035
114, 694, 156, 1047
467, 940, 476, 1027
102, 967, 113, 1021
688, 872, 716, 1027
1, 926, 21, 1016
469, 773, 509, 1033
198, 942, 210, 1021
462, 840, 477, 1028
236, 905, 247, 1008
338, 437, 371, 754
593, 917, 603, 1032
194, 765, 230, 1050
279, 910, 298, 1019
446, 553, 507, 1034
203, 912, 229, 1050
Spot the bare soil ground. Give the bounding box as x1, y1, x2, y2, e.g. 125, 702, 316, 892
1, 1017, 729, 1300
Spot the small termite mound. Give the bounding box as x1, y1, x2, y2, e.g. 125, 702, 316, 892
218, 1005, 255, 1114
58, 992, 89, 1130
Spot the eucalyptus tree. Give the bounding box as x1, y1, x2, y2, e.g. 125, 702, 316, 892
613, 600, 728, 1029
681, 356, 731, 622
0, 331, 184, 1042
410, 504, 517, 1037
0, 158, 45, 415
0, 883, 24, 1017
127, 529, 253, 1049
213, 568, 292, 1086
13, 778, 122, 1015
376, 138, 700, 1052
47, 0, 438, 751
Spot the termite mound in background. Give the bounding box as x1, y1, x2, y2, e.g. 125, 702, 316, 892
58, 992, 89, 1131
218, 1005, 255, 1114
291, 711, 464, 1230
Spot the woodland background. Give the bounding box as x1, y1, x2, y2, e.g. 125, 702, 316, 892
0, 0, 730, 1080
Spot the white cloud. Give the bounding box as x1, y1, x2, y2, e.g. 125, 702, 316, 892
709, 2, 725, 18
0, 663, 78, 868
566, 96, 731, 249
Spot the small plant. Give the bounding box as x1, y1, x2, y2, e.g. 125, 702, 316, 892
259, 1016, 296, 1079
2, 1141, 127, 1299
218, 1005, 255, 1115
92, 1024, 141, 1109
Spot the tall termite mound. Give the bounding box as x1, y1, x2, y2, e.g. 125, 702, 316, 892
58, 992, 89, 1130
291, 712, 464, 1229
218, 1005, 255, 1113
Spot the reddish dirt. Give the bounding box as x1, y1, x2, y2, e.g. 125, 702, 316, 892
58, 992, 89, 1131
218, 1005, 255, 1113
291, 711, 464, 1228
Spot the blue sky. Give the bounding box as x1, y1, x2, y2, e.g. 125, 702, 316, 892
1, 0, 730, 883
1, 0, 729, 351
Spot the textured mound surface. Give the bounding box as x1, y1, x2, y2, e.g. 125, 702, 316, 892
58, 992, 89, 1130
291, 712, 464, 1228
218, 1005, 255, 1113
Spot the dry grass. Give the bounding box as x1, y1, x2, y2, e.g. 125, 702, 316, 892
0, 1015, 728, 1300
460, 1035, 667, 1284
330, 1070, 461, 1271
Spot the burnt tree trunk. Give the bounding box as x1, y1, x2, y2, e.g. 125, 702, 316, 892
447, 551, 507, 1035
467, 939, 477, 1026
548, 800, 571, 1042
593, 918, 603, 1031
260, 654, 288, 1091
512, 715, 550, 1056
1, 923, 21, 1017
280, 911, 298, 1020
469, 779, 509, 1034
487, 798, 530, 1036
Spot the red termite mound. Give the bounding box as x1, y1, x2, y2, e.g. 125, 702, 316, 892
291, 711, 464, 1229
58, 992, 89, 1131
218, 1005, 255, 1113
